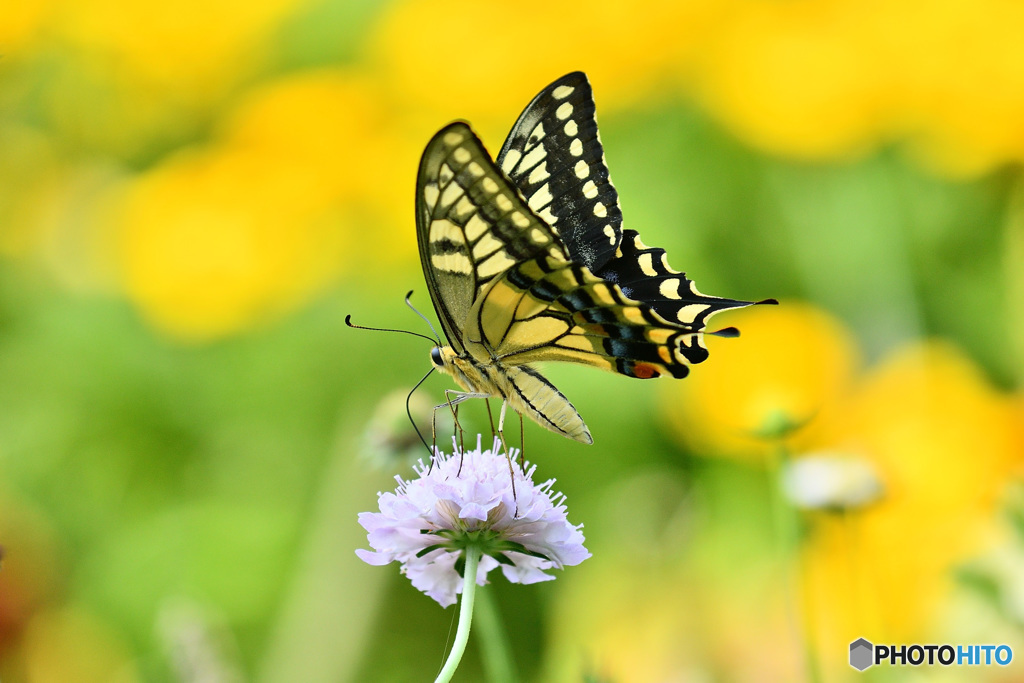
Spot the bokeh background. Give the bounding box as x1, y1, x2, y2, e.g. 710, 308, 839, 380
2, 1, 1024, 681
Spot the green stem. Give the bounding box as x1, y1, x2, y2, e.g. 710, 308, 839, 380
435, 546, 482, 683
768, 441, 822, 683
475, 585, 518, 683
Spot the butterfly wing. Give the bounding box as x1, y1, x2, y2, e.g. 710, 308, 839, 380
496, 72, 622, 274
471, 253, 719, 380
416, 109, 773, 444
416, 123, 593, 442
497, 71, 770, 343
416, 122, 567, 356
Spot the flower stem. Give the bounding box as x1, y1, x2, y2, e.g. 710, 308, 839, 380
474, 584, 518, 683
435, 546, 482, 683
768, 441, 822, 683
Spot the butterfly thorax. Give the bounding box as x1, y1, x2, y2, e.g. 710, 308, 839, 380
428, 345, 592, 444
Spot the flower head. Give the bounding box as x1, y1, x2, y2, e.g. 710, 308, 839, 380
357, 436, 591, 607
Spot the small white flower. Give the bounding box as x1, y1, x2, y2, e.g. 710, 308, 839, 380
356, 436, 591, 607
781, 452, 884, 510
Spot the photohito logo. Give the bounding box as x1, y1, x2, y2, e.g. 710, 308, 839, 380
849, 638, 1013, 671
849, 638, 873, 671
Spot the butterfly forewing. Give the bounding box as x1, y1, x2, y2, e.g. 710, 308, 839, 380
496, 72, 623, 274
416, 122, 567, 354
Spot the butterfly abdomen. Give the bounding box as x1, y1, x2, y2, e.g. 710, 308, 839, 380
491, 364, 592, 444
430, 343, 592, 444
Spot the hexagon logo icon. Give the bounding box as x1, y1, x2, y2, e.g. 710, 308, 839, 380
850, 638, 874, 671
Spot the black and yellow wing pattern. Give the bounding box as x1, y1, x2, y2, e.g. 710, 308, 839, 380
418, 73, 774, 445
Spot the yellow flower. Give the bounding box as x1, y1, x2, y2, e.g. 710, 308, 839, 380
117, 71, 412, 340
664, 313, 1021, 671
53, 0, 306, 93
803, 341, 1023, 653
368, 0, 718, 137
0, 0, 54, 58
219, 71, 420, 237
661, 301, 859, 459
692, 0, 1024, 174
892, 0, 1024, 175
694, 0, 889, 160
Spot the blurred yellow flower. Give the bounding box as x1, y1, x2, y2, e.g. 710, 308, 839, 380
374, 0, 1024, 174
894, 0, 1024, 174
368, 0, 717, 137
220, 71, 420, 233
823, 342, 1021, 513
803, 341, 1024, 661
694, 0, 888, 160
662, 297, 1022, 664
53, 0, 306, 94
116, 71, 415, 340
0, 0, 54, 58
118, 147, 340, 339
693, 0, 1024, 174
661, 301, 859, 459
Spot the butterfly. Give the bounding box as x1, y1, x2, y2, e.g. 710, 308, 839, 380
417, 72, 774, 446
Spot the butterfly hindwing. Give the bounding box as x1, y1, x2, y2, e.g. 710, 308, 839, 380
496, 72, 623, 274
603, 230, 756, 329
469, 253, 709, 379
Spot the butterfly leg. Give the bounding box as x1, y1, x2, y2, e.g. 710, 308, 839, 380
484, 399, 498, 441
496, 399, 520, 504
435, 390, 489, 474
519, 412, 525, 467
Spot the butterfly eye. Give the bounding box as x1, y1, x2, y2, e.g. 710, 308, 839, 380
430, 347, 444, 368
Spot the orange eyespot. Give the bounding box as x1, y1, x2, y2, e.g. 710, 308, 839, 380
632, 363, 658, 379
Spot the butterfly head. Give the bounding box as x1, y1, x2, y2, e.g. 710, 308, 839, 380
429, 345, 462, 376
430, 344, 485, 396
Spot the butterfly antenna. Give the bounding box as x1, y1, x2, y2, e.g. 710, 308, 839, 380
404, 290, 441, 345
345, 315, 437, 344
406, 366, 436, 455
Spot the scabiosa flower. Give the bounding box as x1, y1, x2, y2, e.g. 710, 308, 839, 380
356, 436, 591, 607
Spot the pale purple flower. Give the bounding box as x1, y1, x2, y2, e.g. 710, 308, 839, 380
356, 436, 591, 607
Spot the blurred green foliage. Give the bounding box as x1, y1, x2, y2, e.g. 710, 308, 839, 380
1, 1, 1023, 682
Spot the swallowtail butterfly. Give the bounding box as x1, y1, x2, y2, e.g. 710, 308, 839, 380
418, 72, 774, 444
